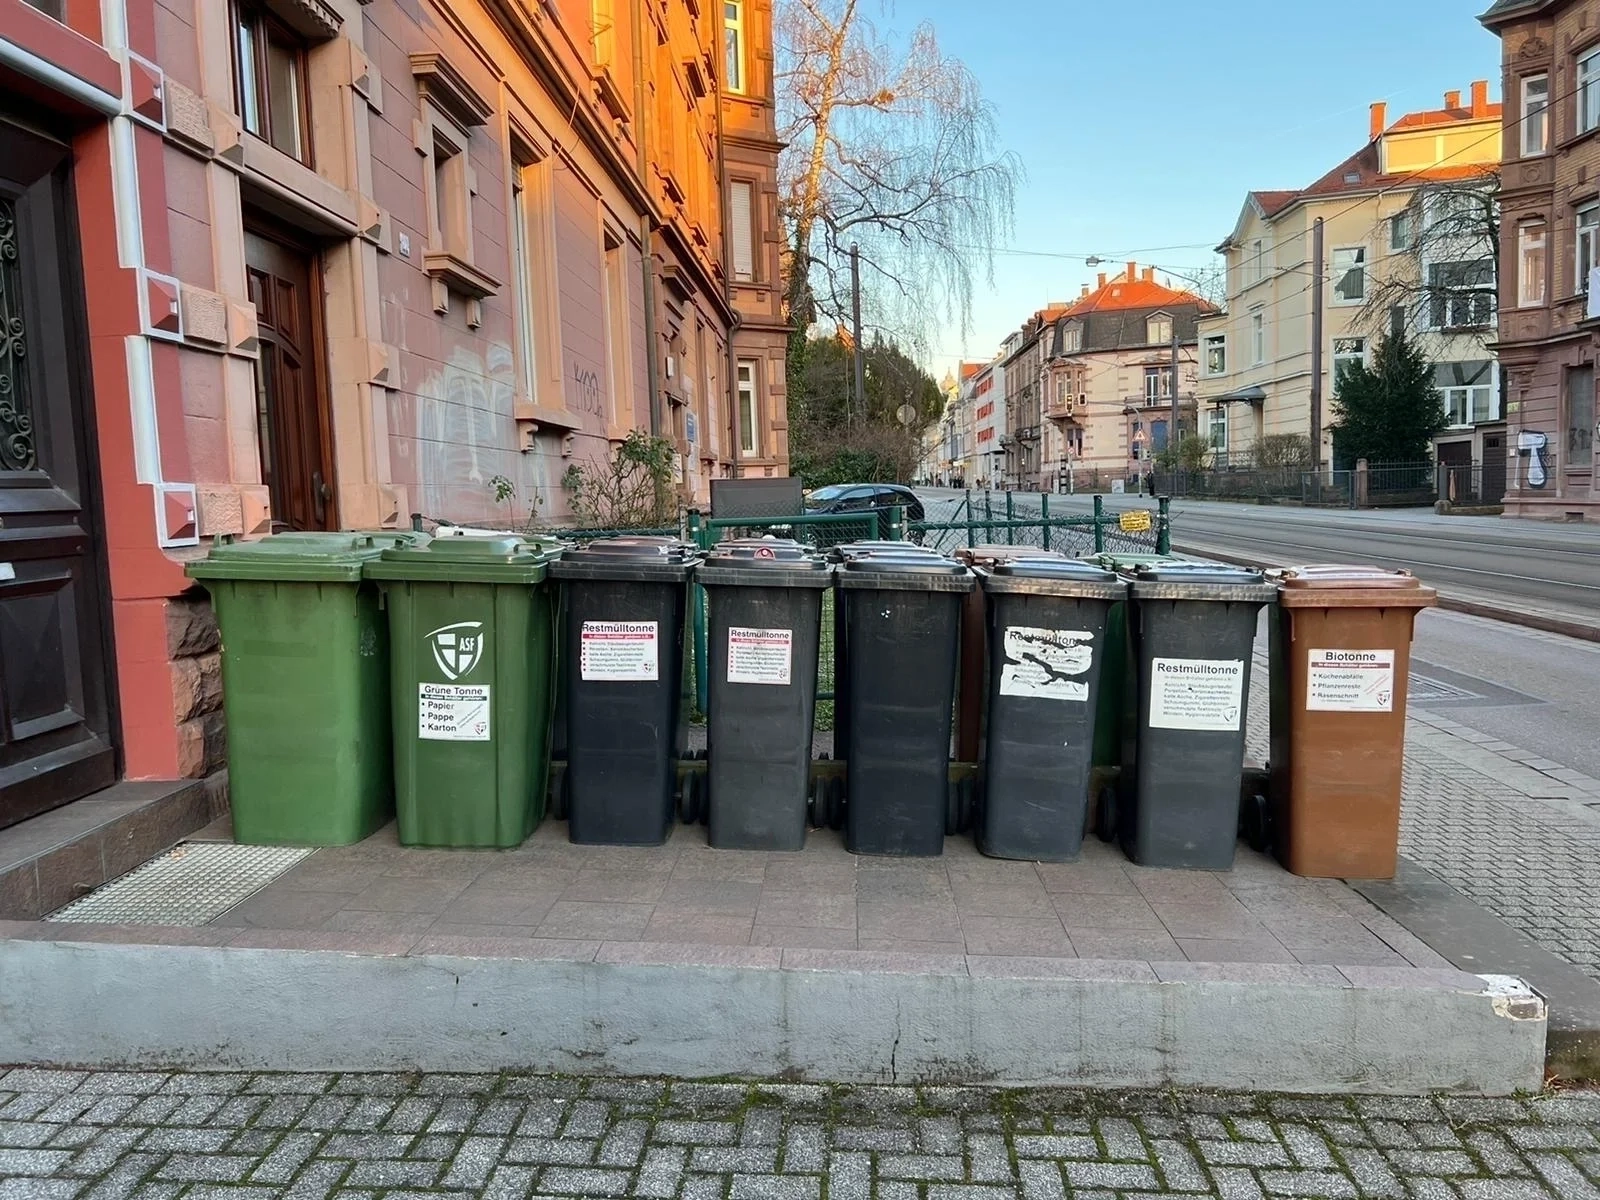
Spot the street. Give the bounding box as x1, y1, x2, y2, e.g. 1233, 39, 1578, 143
916, 489, 1600, 781
918, 489, 1600, 626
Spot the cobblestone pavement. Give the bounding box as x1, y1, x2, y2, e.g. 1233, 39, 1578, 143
3, 1069, 1600, 1200
1244, 639, 1600, 983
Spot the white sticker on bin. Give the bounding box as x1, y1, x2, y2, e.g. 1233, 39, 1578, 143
998, 626, 1093, 701
1148, 657, 1244, 731
418, 683, 491, 741
1306, 648, 1395, 712
580, 620, 659, 681
727, 626, 793, 686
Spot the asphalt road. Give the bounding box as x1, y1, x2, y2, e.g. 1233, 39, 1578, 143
918, 488, 1600, 623
915, 488, 1600, 780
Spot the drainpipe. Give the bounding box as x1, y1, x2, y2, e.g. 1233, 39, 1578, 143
633, 0, 660, 437
714, 47, 742, 478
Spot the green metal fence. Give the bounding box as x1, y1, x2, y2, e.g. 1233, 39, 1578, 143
909, 492, 1172, 557
681, 495, 1171, 724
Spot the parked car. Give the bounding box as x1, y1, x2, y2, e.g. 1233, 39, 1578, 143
803, 483, 926, 542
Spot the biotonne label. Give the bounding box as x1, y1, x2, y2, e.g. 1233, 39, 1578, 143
998, 626, 1094, 701
1306, 648, 1395, 712
418, 683, 490, 741
727, 626, 793, 685
580, 620, 659, 681
1148, 657, 1244, 731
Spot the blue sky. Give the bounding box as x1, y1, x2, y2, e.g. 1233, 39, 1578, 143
902, 0, 1503, 376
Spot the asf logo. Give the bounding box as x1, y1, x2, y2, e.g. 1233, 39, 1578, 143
427, 621, 485, 680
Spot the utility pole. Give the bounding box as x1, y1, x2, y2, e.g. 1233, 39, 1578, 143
850, 242, 865, 425
1309, 217, 1325, 490
1169, 319, 1181, 454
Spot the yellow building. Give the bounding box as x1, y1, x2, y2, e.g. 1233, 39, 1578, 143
1200, 85, 1502, 471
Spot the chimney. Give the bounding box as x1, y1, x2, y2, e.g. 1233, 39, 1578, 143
1445, 89, 1462, 110
1471, 79, 1490, 117
1370, 102, 1387, 140
1142, 267, 1155, 282
1097, 272, 1107, 288
1080, 284, 1090, 299
1126, 261, 1137, 282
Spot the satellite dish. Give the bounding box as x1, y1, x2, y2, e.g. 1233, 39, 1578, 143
896, 404, 917, 427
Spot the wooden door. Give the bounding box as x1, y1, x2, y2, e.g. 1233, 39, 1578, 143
0, 116, 116, 830
1483, 434, 1507, 505
244, 225, 336, 531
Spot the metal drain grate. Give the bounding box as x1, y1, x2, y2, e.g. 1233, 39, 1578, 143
1409, 673, 1482, 704
46, 842, 316, 927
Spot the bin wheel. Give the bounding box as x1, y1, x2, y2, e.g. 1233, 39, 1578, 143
548, 763, 569, 822
1095, 785, 1119, 843
677, 770, 704, 825
829, 776, 847, 832
1242, 793, 1272, 854
809, 774, 826, 830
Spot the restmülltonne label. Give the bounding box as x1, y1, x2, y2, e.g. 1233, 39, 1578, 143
1148, 657, 1245, 731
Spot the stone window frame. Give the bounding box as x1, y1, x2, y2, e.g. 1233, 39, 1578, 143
411, 53, 500, 326
505, 114, 576, 441
600, 217, 636, 438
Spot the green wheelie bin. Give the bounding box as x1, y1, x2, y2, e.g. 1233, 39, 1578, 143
366, 534, 559, 848
186, 531, 422, 845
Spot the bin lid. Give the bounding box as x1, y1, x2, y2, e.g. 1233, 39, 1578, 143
1129, 561, 1278, 603
837, 553, 974, 594
185, 530, 425, 583
1083, 551, 1183, 571
956, 544, 1067, 566
433, 525, 569, 557
548, 536, 697, 583
364, 533, 550, 584
1278, 564, 1438, 610
982, 558, 1127, 600
695, 537, 832, 588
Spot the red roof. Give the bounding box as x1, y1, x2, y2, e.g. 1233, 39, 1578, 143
1065, 266, 1215, 317
1391, 102, 1503, 130
1297, 141, 1497, 202
1251, 190, 1299, 218
958, 360, 986, 380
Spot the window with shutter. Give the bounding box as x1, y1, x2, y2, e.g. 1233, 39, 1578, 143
731, 181, 755, 281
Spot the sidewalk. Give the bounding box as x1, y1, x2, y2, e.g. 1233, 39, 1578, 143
2, 1069, 1599, 1200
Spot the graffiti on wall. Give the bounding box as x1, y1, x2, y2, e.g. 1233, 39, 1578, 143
570, 364, 604, 418
1516, 430, 1549, 489
400, 342, 560, 523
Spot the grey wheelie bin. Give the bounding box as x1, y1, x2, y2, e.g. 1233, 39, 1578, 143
549, 538, 698, 845
1115, 562, 1277, 869
837, 551, 976, 856
979, 560, 1128, 861
697, 538, 833, 850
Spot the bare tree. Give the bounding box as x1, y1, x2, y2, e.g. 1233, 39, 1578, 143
776, 0, 1019, 349
1358, 172, 1499, 361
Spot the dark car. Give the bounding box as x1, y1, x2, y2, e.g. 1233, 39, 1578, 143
803, 483, 926, 542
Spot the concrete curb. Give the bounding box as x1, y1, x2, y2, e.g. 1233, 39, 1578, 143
1353, 860, 1600, 1084
1170, 540, 1600, 643
0, 937, 1547, 1095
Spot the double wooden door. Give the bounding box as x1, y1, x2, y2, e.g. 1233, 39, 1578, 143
0, 114, 116, 829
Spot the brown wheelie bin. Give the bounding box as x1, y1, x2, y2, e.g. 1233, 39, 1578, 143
952, 545, 1068, 762
1267, 565, 1437, 879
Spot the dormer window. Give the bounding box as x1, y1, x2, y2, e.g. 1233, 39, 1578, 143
1147, 314, 1172, 345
